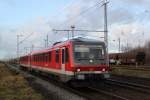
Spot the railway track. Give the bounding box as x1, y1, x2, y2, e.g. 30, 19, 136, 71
105, 79, 150, 94
36, 75, 130, 100
87, 87, 129, 100
6, 63, 86, 100
6, 63, 130, 100
59, 84, 130, 100
6, 63, 150, 100
111, 75, 150, 86
90, 79, 150, 100
23, 67, 129, 100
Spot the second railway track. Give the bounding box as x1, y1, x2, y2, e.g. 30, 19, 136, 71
105, 79, 150, 94
6, 63, 130, 100
6, 63, 150, 100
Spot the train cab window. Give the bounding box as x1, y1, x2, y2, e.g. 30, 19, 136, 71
55, 49, 59, 63
65, 48, 69, 63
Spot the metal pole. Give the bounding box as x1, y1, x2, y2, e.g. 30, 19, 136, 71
17, 35, 19, 63
24, 47, 28, 54
68, 31, 70, 40
31, 44, 34, 51
17, 35, 23, 63
103, 0, 109, 66
142, 32, 145, 45
71, 25, 75, 38
127, 40, 129, 52
29, 45, 33, 71
46, 34, 48, 47
44, 39, 46, 48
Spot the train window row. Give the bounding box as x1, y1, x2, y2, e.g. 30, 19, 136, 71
32, 48, 69, 63
33, 52, 51, 62
55, 48, 69, 63
20, 56, 28, 62
55, 49, 59, 63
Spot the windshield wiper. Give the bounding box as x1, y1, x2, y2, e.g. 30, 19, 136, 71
94, 58, 104, 60
76, 58, 104, 61
77, 58, 90, 60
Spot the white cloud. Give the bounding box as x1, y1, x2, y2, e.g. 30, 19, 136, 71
109, 22, 150, 52
1, 0, 150, 59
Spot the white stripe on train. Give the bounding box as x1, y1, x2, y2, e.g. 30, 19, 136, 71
20, 64, 74, 75
20, 64, 107, 76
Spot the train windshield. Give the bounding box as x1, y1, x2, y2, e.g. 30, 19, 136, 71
74, 44, 105, 65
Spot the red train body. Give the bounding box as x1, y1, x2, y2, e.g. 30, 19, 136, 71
20, 38, 110, 82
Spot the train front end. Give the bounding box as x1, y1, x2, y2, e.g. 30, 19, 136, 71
72, 39, 110, 81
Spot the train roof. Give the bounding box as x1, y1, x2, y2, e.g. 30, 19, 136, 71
71, 37, 104, 43
52, 37, 105, 46
21, 37, 105, 56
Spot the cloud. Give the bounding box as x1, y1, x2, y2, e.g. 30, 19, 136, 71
1, 0, 150, 59
109, 22, 150, 51
0, 15, 71, 59
125, 0, 150, 5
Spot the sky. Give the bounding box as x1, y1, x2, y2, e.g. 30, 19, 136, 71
0, 0, 150, 59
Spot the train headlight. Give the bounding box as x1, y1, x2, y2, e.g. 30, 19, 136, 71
102, 68, 106, 72
77, 68, 80, 72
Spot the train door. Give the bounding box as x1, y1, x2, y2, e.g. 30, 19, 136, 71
61, 48, 65, 73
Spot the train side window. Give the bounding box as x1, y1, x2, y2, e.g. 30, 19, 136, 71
40, 54, 42, 62
42, 54, 45, 62
36, 55, 38, 62
34, 56, 36, 62
41, 54, 43, 62
38, 55, 39, 62
45, 53, 48, 62
62, 49, 65, 64
55, 49, 59, 63
44, 54, 46, 62
65, 48, 69, 63
48, 51, 51, 62
39, 55, 41, 62
35, 56, 36, 62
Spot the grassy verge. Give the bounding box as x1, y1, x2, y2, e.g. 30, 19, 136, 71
111, 66, 150, 78
0, 63, 44, 100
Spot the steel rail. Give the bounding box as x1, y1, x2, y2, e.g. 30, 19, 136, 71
106, 79, 150, 94
88, 87, 130, 100
6, 63, 130, 100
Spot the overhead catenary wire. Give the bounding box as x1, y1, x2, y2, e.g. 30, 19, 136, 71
54, 0, 82, 17
57, 0, 105, 29
73, 0, 104, 18
19, 1, 81, 47
73, 3, 105, 27
19, 33, 34, 44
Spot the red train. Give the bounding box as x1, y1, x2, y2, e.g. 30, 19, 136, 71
19, 37, 110, 83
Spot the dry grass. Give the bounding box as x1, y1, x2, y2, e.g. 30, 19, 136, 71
111, 66, 150, 78
0, 63, 44, 100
